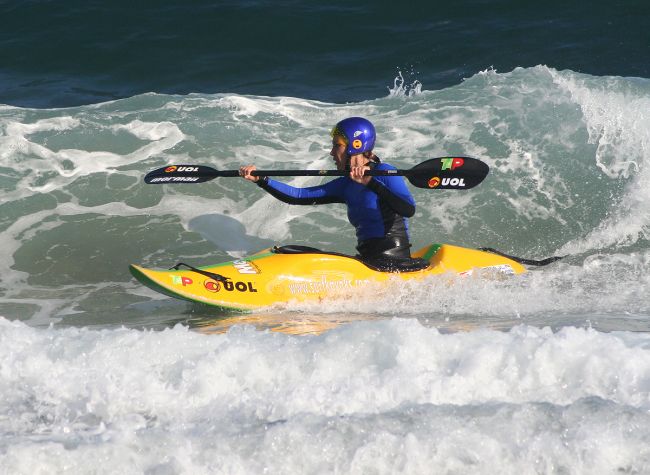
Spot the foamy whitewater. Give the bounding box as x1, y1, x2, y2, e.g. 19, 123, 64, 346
2, 66, 650, 473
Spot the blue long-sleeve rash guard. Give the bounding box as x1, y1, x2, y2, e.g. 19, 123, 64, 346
256, 162, 416, 243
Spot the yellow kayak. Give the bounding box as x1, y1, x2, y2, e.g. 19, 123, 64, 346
129, 243, 526, 312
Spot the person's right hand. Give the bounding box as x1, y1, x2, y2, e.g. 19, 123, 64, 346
349, 155, 371, 186
239, 165, 259, 182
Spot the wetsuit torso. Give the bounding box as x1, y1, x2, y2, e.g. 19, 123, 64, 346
256, 160, 416, 259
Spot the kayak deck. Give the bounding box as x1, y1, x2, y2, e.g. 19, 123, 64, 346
130, 243, 526, 311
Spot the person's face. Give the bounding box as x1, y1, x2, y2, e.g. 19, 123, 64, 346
330, 136, 348, 170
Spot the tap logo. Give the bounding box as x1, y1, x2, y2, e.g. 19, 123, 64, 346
171, 275, 193, 286
441, 157, 464, 170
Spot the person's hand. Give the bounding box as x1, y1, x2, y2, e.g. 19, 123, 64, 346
349, 155, 371, 185
239, 165, 259, 182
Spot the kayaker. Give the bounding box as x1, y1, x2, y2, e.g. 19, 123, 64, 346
239, 117, 417, 262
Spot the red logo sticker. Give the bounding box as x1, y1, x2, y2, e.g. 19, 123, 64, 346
172, 275, 193, 286
204, 280, 221, 292
428, 176, 441, 188
165, 166, 177, 173
451, 157, 465, 169
441, 158, 465, 170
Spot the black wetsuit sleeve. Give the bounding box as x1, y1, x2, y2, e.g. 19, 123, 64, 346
366, 178, 416, 217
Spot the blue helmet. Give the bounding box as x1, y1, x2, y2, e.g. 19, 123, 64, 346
331, 117, 376, 155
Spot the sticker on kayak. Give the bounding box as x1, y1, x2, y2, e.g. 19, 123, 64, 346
232, 260, 260, 274
172, 275, 193, 286
204, 279, 258, 293
459, 264, 515, 277
204, 280, 221, 292
288, 278, 370, 295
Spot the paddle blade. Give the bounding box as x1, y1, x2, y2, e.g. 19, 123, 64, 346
406, 157, 489, 190
144, 165, 230, 184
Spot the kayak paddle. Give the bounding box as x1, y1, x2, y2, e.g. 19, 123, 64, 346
144, 157, 489, 190
479, 247, 565, 267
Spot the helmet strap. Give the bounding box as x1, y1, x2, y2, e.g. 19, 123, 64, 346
365, 152, 379, 163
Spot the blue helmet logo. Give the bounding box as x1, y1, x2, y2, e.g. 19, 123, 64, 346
331, 117, 376, 155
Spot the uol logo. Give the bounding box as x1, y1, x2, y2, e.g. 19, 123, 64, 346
427, 176, 466, 188
165, 166, 199, 173
442, 177, 465, 187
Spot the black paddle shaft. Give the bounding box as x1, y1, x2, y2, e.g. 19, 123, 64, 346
144, 157, 489, 190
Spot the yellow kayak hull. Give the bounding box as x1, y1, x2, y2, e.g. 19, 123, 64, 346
129, 243, 526, 311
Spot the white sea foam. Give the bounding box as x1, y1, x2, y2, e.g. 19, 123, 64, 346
0, 318, 649, 474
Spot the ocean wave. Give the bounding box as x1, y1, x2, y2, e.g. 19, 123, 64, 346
1, 66, 649, 327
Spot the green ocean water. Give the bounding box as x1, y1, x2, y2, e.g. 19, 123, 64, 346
2, 66, 650, 330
